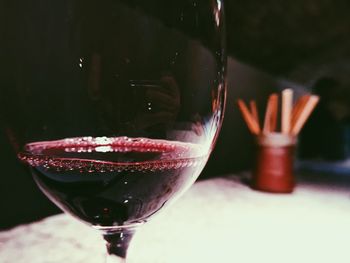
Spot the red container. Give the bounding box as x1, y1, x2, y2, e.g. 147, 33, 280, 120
252, 133, 296, 193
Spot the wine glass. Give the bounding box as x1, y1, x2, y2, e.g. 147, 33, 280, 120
2, 0, 226, 262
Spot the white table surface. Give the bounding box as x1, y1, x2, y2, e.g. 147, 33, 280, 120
1, 175, 350, 263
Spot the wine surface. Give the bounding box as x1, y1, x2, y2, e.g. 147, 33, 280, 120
19, 137, 207, 227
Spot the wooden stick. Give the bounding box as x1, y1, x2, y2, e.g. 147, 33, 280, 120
270, 94, 279, 132
291, 95, 319, 135
291, 95, 309, 131
263, 94, 278, 133
250, 100, 260, 133
237, 100, 260, 135
281, 89, 293, 134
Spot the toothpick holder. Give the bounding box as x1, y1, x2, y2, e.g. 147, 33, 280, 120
252, 133, 297, 193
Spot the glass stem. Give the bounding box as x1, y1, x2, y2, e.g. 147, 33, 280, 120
104, 228, 136, 263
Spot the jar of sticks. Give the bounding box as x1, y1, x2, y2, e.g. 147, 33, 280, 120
254, 133, 296, 193
238, 89, 319, 193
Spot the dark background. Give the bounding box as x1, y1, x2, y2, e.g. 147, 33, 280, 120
1, 0, 350, 229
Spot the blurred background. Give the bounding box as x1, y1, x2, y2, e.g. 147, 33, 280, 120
1, 0, 350, 229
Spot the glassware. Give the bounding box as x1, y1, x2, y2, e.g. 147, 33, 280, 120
1, 1, 226, 262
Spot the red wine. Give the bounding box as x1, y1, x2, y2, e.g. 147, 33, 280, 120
18, 137, 207, 228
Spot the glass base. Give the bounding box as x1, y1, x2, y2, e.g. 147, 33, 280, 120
103, 227, 137, 263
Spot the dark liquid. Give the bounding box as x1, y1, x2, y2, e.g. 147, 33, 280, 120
19, 137, 206, 228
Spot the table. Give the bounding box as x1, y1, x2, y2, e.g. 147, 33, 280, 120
1, 175, 350, 263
